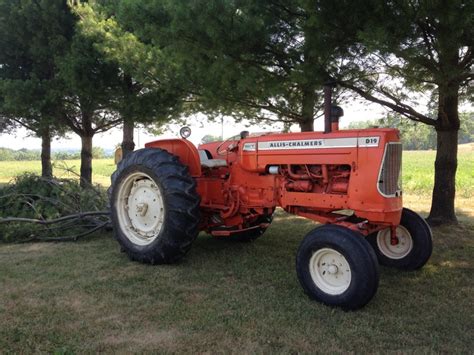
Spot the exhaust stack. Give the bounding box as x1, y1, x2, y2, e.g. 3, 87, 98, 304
324, 85, 332, 133
323, 83, 343, 133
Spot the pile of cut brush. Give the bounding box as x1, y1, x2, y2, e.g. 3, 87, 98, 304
0, 173, 110, 243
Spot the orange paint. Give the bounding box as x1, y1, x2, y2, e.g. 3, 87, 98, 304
147, 128, 403, 237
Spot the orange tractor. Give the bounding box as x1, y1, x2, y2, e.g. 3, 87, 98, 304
109, 92, 432, 310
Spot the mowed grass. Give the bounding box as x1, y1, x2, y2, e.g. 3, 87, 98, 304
403, 143, 474, 198
0, 146, 473, 352
0, 210, 472, 353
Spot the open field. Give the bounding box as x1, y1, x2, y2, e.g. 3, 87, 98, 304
403, 143, 474, 198
0, 146, 473, 352
0, 159, 115, 186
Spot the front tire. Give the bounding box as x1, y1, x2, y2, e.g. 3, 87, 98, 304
367, 208, 432, 270
110, 148, 200, 264
296, 225, 379, 310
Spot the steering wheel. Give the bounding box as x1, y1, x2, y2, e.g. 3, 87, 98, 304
216, 134, 241, 156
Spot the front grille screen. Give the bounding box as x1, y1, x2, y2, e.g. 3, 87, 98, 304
378, 143, 402, 196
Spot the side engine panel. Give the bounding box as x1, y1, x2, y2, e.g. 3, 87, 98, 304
198, 128, 402, 235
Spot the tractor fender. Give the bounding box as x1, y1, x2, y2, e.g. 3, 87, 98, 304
145, 139, 202, 177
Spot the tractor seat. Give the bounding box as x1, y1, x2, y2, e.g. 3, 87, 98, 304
198, 149, 227, 168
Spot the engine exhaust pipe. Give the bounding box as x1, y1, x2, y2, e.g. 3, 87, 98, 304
324, 82, 343, 133
324, 84, 332, 133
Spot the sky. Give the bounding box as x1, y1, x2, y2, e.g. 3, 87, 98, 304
0, 101, 389, 151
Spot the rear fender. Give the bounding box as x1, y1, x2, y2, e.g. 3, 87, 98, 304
145, 139, 201, 177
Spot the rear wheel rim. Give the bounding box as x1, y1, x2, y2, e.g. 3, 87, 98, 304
309, 248, 351, 295
376, 225, 413, 259
116, 172, 165, 246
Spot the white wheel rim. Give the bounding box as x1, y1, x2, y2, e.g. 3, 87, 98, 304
376, 225, 413, 259
115, 172, 165, 246
309, 248, 351, 295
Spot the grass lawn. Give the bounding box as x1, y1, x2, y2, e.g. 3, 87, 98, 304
0, 209, 472, 353
403, 143, 474, 198
0, 146, 473, 352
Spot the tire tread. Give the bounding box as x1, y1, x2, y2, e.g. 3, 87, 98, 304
110, 148, 200, 264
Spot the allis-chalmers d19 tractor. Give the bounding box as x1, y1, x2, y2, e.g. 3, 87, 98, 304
109, 93, 432, 310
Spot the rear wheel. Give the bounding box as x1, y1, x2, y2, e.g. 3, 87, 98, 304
367, 208, 432, 270
110, 148, 200, 264
296, 225, 379, 310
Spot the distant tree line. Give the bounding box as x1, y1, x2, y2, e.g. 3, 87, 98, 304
0, 148, 41, 162
0, 147, 110, 162
349, 112, 473, 150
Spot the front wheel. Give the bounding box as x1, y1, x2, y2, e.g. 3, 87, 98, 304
367, 208, 432, 270
296, 225, 379, 310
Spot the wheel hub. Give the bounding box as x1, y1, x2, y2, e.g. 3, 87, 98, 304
136, 203, 149, 217
377, 225, 413, 259
327, 264, 338, 274
116, 172, 166, 246
127, 179, 164, 237
309, 248, 351, 295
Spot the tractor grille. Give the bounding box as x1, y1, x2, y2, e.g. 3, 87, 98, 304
378, 143, 402, 196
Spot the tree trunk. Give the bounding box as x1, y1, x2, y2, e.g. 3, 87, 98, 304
40, 126, 53, 178
427, 129, 458, 225
121, 119, 135, 158
80, 134, 93, 188
427, 84, 460, 226
299, 120, 314, 131
299, 86, 316, 132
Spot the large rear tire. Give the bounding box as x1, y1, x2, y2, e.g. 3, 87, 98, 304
296, 225, 379, 310
110, 148, 200, 264
367, 208, 432, 270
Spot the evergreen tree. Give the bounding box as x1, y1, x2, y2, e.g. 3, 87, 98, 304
0, 0, 74, 177
80, 0, 472, 224
316, 0, 473, 225
76, 2, 186, 158
56, 31, 126, 186
0, 0, 136, 186
80, 0, 345, 131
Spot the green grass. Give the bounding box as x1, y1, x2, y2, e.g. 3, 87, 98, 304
403, 148, 474, 198
0, 159, 116, 186
0, 147, 473, 352
0, 210, 472, 353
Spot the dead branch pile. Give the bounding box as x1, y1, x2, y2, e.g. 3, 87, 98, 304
0, 172, 111, 243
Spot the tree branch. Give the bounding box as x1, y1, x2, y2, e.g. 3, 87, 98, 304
17, 221, 109, 243
0, 211, 109, 225
340, 81, 436, 126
